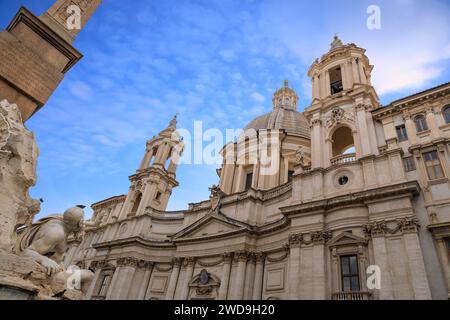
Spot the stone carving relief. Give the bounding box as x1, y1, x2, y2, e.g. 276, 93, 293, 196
289, 230, 332, 246
188, 269, 220, 298
324, 106, 354, 128
363, 217, 420, 237
0, 100, 40, 249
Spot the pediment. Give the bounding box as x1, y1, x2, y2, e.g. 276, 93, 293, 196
328, 232, 367, 247
172, 214, 250, 240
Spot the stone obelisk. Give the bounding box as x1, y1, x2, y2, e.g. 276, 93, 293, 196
0, 0, 102, 300
0, 0, 102, 250
0, 0, 102, 122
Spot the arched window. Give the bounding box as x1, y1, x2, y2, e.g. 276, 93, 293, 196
443, 105, 450, 124
331, 126, 355, 156
414, 115, 428, 132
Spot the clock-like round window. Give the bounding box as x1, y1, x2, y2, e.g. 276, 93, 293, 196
338, 175, 349, 185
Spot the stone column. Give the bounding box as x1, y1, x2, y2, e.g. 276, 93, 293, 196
403, 231, 432, 299
352, 58, 360, 83
341, 64, 349, 90
165, 258, 181, 300
356, 103, 372, 156
425, 104, 442, 140
403, 111, 418, 145
107, 257, 138, 300
136, 179, 156, 216
435, 238, 450, 291
312, 237, 327, 300
85, 265, 102, 299
312, 74, 320, 100
243, 253, 256, 299
252, 253, 266, 300
325, 70, 331, 96
137, 262, 154, 300
229, 251, 248, 299
288, 236, 302, 299
177, 257, 196, 300
234, 165, 245, 192
370, 233, 394, 299
139, 144, 154, 170
357, 59, 367, 84
218, 253, 233, 300
311, 119, 322, 169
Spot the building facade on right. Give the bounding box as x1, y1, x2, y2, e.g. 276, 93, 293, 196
66, 36, 450, 300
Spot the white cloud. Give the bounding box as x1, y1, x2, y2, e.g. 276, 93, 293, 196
250, 92, 266, 102
68, 81, 94, 101
219, 49, 237, 62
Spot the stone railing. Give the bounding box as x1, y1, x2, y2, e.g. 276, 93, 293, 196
330, 153, 356, 166
262, 181, 292, 201
331, 291, 371, 300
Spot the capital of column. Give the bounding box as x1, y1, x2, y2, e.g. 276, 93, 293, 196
311, 230, 332, 244
288, 233, 304, 246
222, 252, 233, 263
254, 252, 266, 263
182, 257, 196, 268
117, 257, 139, 268
233, 250, 250, 262
172, 257, 183, 267
311, 119, 322, 127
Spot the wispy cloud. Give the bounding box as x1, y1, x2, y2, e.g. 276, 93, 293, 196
6, 0, 446, 217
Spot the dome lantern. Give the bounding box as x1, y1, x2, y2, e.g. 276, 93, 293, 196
272, 79, 299, 111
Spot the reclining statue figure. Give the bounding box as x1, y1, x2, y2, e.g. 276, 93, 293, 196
15, 206, 95, 293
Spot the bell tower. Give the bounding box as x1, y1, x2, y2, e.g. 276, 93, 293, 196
119, 115, 184, 218
305, 35, 380, 169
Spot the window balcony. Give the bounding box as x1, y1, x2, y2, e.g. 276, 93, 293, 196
330, 153, 357, 166
331, 291, 372, 300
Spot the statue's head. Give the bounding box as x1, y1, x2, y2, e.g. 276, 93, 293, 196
63, 206, 85, 231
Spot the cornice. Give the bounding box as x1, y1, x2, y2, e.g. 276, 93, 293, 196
280, 181, 420, 215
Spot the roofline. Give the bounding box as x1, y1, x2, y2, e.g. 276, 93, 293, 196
91, 194, 126, 208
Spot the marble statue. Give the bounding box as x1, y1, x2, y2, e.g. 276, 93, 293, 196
15, 206, 95, 292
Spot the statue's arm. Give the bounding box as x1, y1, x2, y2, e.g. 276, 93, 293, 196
22, 228, 65, 275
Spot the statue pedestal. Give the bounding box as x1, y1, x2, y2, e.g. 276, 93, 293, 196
0, 249, 84, 300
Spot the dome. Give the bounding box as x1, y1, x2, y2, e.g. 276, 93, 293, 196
243, 80, 310, 139
244, 109, 310, 138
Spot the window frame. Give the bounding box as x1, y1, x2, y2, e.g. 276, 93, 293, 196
244, 172, 253, 191
97, 272, 113, 297
414, 115, 428, 132
403, 156, 416, 172
339, 254, 360, 292
443, 105, 450, 124
396, 125, 408, 142
423, 150, 444, 180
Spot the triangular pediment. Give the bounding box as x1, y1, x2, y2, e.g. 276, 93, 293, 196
172, 213, 250, 240
328, 232, 367, 247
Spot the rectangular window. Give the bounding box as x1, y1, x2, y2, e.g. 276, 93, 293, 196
329, 66, 343, 95
244, 172, 253, 191
288, 170, 294, 182
403, 157, 416, 172
396, 125, 408, 142
340, 255, 360, 292
423, 151, 444, 180
98, 274, 111, 297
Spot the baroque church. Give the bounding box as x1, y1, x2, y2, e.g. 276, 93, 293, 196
65, 36, 450, 300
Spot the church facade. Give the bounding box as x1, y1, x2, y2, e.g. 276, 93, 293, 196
65, 37, 450, 300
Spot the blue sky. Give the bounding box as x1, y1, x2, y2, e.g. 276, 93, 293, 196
1, 0, 449, 219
